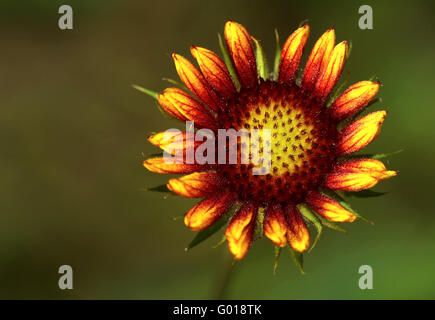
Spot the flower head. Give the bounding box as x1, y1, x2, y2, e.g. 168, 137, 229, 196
141, 21, 397, 268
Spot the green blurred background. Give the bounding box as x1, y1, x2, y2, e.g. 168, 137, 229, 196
0, 0, 434, 299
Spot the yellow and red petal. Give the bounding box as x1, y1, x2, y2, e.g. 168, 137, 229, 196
143, 157, 206, 174
190, 46, 237, 99
336, 110, 387, 155
278, 24, 310, 84
172, 53, 221, 112
330, 81, 380, 121
285, 206, 310, 252
225, 202, 257, 260
314, 41, 348, 100
335, 158, 397, 177
158, 87, 216, 128
185, 192, 236, 231
325, 158, 397, 191
224, 21, 257, 88
147, 131, 200, 155
157, 89, 188, 121
306, 191, 356, 222
263, 204, 288, 247
301, 27, 335, 92
167, 172, 223, 198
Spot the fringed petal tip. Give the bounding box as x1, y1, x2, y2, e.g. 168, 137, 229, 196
143, 157, 204, 174
224, 20, 258, 88
157, 87, 216, 128
330, 81, 381, 120
263, 205, 288, 247
325, 158, 397, 192
314, 40, 348, 100
147, 131, 200, 156
278, 24, 310, 84
286, 206, 310, 252
190, 45, 237, 99
306, 191, 356, 223
147, 131, 180, 150
167, 172, 221, 198
301, 27, 335, 92
157, 88, 188, 121
263, 205, 310, 252
225, 202, 257, 260
337, 110, 387, 155
172, 53, 221, 112
184, 192, 235, 231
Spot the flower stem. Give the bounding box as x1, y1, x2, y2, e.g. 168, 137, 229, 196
213, 250, 235, 299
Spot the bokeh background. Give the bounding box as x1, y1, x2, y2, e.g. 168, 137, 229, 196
0, 0, 434, 299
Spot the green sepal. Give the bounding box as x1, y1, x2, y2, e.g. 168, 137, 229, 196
316, 214, 348, 233
368, 149, 403, 160
341, 202, 373, 225
132, 84, 158, 100
162, 77, 188, 91
323, 190, 374, 225
272, 29, 281, 81
133, 84, 181, 121
148, 184, 171, 193
273, 245, 282, 275
146, 152, 164, 158
343, 189, 388, 198
346, 40, 353, 59
212, 234, 227, 248
369, 75, 380, 82
252, 38, 269, 80
288, 248, 305, 275
218, 33, 241, 90
298, 204, 322, 252
344, 149, 403, 160
254, 207, 265, 240
186, 214, 230, 251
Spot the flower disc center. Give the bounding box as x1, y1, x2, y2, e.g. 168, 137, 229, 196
218, 81, 338, 204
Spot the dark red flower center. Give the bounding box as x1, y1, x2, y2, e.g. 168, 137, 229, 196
217, 80, 338, 205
